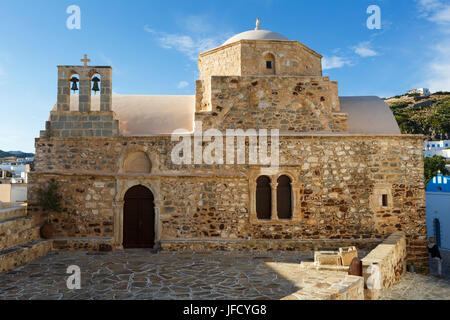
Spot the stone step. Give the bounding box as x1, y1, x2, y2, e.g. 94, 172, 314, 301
0, 217, 40, 251
0, 240, 51, 273
0, 206, 27, 222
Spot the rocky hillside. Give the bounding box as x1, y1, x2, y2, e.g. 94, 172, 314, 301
385, 92, 450, 140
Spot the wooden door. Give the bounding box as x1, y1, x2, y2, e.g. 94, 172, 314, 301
123, 185, 155, 248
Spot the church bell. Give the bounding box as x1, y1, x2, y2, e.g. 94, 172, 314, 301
70, 77, 79, 93
91, 76, 101, 94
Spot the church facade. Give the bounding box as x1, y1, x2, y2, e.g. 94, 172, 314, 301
28, 25, 428, 268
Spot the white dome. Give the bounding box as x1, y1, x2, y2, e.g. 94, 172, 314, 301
223, 29, 289, 45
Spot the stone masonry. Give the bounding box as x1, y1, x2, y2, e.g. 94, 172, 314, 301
28, 27, 428, 273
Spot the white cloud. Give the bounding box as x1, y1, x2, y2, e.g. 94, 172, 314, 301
144, 18, 230, 61
144, 25, 156, 34
322, 56, 352, 70
417, 0, 450, 27
415, 1, 450, 92
419, 42, 450, 92
177, 81, 189, 89
155, 33, 221, 61
353, 41, 378, 57
179, 15, 214, 34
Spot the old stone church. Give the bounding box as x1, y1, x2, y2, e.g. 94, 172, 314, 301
29, 23, 428, 267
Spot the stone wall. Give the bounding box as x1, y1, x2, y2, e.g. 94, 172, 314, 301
240, 41, 322, 76
362, 232, 407, 299
197, 76, 347, 132
160, 238, 381, 252
0, 206, 50, 273
197, 40, 323, 113
40, 111, 120, 139
0, 206, 39, 251
27, 173, 116, 239
281, 270, 364, 300
198, 40, 322, 79
199, 42, 242, 79
198, 43, 241, 112
29, 134, 427, 268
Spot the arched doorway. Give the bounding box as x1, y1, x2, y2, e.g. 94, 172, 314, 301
433, 218, 441, 248
123, 185, 155, 248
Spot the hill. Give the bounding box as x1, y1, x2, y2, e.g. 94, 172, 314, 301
0, 150, 34, 158
385, 92, 450, 141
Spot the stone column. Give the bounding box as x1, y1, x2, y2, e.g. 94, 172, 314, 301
78, 69, 91, 112
113, 200, 124, 248
57, 67, 70, 111
100, 67, 112, 111
270, 181, 278, 220
292, 183, 302, 221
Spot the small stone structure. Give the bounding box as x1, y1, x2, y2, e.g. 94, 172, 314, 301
295, 232, 408, 299
281, 270, 364, 300
362, 232, 407, 299
0, 206, 50, 273
314, 246, 358, 267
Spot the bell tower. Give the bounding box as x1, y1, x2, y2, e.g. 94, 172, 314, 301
41, 54, 119, 138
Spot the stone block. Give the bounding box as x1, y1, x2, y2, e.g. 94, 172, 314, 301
315, 251, 342, 266
339, 246, 358, 266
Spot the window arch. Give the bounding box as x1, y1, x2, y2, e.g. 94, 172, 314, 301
123, 151, 152, 174
263, 53, 276, 75
277, 175, 292, 219
256, 175, 272, 220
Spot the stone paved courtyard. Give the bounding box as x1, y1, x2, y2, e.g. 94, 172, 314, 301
0, 250, 449, 300
0, 250, 313, 300
381, 250, 450, 300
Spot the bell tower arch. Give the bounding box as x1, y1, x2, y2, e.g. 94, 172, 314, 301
56, 55, 112, 112
42, 54, 119, 138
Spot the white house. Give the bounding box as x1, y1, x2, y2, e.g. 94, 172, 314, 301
0, 183, 27, 203
426, 173, 450, 250
409, 88, 430, 96
423, 140, 450, 159
0, 163, 28, 176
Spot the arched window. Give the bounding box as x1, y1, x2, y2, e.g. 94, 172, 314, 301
277, 175, 292, 219
433, 218, 441, 247
91, 73, 101, 95
256, 176, 272, 220
263, 53, 275, 75
69, 73, 80, 111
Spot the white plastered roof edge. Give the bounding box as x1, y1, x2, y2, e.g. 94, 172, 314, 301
51, 95, 400, 136
339, 96, 401, 134
223, 29, 290, 45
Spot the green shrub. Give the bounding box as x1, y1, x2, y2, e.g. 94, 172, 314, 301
37, 180, 62, 220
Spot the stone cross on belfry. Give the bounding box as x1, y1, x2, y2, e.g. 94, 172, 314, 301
255, 18, 260, 30
81, 54, 91, 67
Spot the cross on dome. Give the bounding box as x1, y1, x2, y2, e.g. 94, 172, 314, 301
255, 18, 260, 30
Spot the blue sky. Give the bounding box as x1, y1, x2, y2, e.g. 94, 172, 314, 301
0, 0, 449, 152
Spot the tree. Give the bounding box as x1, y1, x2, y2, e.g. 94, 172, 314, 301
36, 179, 62, 221
424, 156, 450, 185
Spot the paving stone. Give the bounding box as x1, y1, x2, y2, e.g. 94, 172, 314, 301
1, 250, 448, 300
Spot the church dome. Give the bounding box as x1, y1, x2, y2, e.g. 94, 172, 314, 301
223, 29, 290, 45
